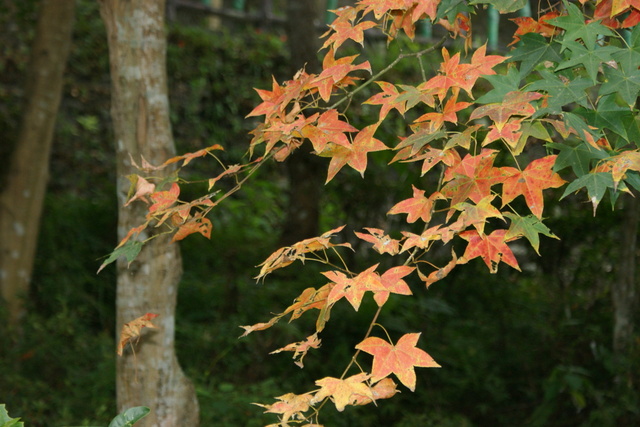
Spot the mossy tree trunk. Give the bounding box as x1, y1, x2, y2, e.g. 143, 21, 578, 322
99, 1, 199, 425
0, 0, 75, 326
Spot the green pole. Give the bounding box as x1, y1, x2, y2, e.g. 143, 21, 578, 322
488, 5, 499, 51
326, 0, 338, 24
233, 0, 245, 10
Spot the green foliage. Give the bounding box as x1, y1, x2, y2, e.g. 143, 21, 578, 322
106, 407, 149, 427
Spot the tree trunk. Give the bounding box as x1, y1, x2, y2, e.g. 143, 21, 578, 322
613, 192, 638, 386
99, 1, 199, 425
279, 0, 325, 246
0, 0, 75, 326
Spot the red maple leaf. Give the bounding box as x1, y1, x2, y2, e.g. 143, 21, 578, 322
458, 229, 520, 273
500, 155, 566, 219
356, 333, 440, 391
374, 265, 414, 306
354, 227, 401, 255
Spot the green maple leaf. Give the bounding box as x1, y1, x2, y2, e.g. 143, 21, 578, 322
580, 95, 640, 144
561, 172, 614, 215
528, 70, 592, 115
469, 0, 528, 14
508, 33, 563, 77
555, 41, 619, 84
476, 66, 522, 104
504, 212, 558, 255
548, 0, 614, 50
599, 49, 640, 107
98, 240, 143, 273
547, 141, 607, 177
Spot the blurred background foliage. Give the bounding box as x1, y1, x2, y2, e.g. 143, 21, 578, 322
0, 0, 638, 426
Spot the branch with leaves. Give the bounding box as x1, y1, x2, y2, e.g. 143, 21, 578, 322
103, 0, 640, 424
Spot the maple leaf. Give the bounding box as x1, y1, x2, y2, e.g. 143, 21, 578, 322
148, 182, 180, 215
117, 313, 159, 356
481, 118, 525, 149
364, 81, 408, 120
441, 149, 506, 207
239, 317, 280, 338
124, 175, 156, 207
283, 284, 332, 323
354, 227, 401, 255
311, 373, 374, 412
415, 92, 471, 130
509, 11, 560, 45
504, 212, 558, 255
500, 155, 566, 219
253, 392, 314, 423
321, 19, 376, 51
423, 45, 506, 99
255, 225, 352, 280
400, 225, 446, 253
270, 333, 321, 368
469, 91, 543, 127
323, 265, 386, 311
421, 250, 458, 288
171, 215, 212, 242
318, 124, 388, 182
450, 195, 504, 236
356, 333, 440, 391
162, 144, 224, 167
374, 265, 414, 307
246, 77, 287, 119
604, 150, 640, 190
301, 109, 356, 153
312, 48, 371, 102
352, 377, 399, 406
388, 186, 444, 223
458, 229, 521, 273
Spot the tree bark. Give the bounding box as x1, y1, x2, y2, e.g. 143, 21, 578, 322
99, 1, 199, 425
279, 0, 325, 246
0, 0, 75, 325
613, 192, 638, 386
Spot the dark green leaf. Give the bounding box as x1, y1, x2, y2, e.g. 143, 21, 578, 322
547, 141, 607, 176
528, 71, 592, 115
476, 66, 522, 104
98, 240, 143, 273
469, 0, 528, 14
548, 0, 614, 50
560, 172, 614, 215
555, 41, 618, 84
504, 213, 558, 255
508, 33, 562, 77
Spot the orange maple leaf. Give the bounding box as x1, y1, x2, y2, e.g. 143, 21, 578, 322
148, 182, 180, 215
117, 313, 159, 356
374, 265, 414, 307
301, 109, 356, 153
500, 155, 566, 219
253, 392, 313, 423
458, 229, 521, 273
388, 186, 444, 223
311, 373, 374, 412
162, 144, 224, 168
352, 377, 399, 406
319, 123, 388, 182
354, 227, 401, 255
321, 19, 377, 51
171, 215, 212, 242
270, 333, 321, 368
509, 11, 560, 45
356, 333, 440, 391
324, 265, 386, 311
441, 149, 507, 208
